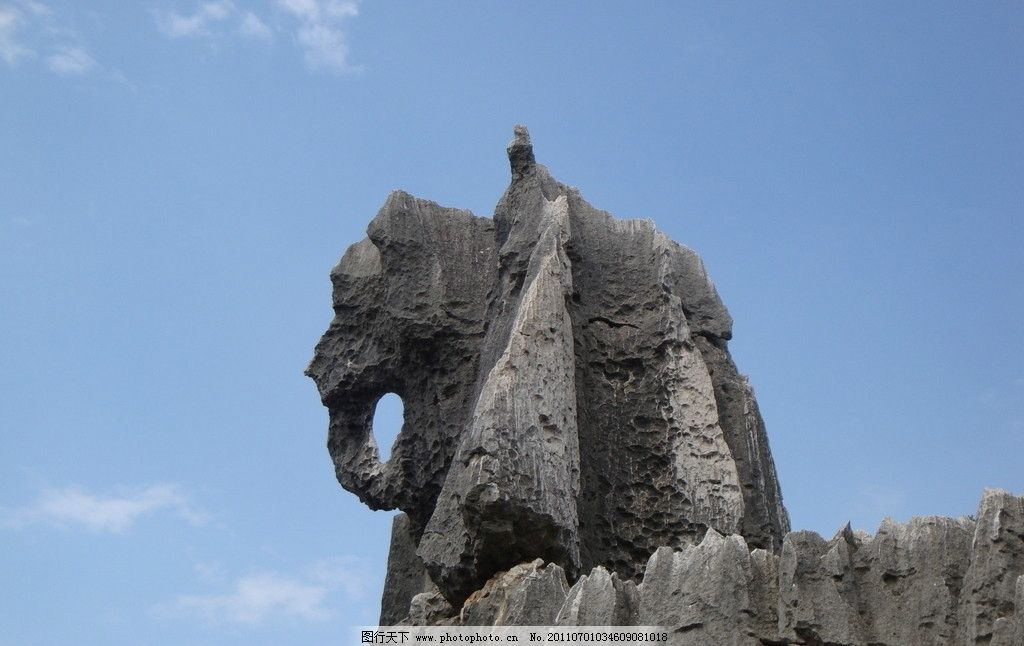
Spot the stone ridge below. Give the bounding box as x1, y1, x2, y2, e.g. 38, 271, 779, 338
396, 489, 1024, 646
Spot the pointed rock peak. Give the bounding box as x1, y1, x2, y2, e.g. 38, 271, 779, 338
831, 521, 857, 545
507, 124, 536, 177
701, 527, 725, 546
644, 545, 675, 571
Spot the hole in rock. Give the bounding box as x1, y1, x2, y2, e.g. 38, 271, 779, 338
372, 393, 404, 463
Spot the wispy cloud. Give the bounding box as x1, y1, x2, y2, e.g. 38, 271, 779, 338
155, 0, 236, 39
238, 11, 272, 40
0, 0, 95, 74
46, 43, 93, 74
153, 1, 360, 73
236, 10, 272, 39
3, 484, 206, 533
0, 2, 35, 65
159, 557, 368, 625
275, 0, 357, 72
17, 0, 51, 16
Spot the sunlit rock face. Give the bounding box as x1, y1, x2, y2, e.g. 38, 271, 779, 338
307, 125, 789, 611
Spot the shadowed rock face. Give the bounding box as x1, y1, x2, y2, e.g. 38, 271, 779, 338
307, 126, 790, 608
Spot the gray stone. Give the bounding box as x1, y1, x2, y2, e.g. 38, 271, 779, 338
407, 591, 456, 626
778, 526, 863, 645
747, 547, 780, 642
958, 489, 1024, 644
307, 125, 790, 607
418, 194, 581, 602
556, 566, 639, 626
854, 515, 973, 645
990, 574, 1023, 646
380, 513, 434, 625
637, 530, 775, 645
306, 191, 496, 528
458, 560, 569, 626
693, 335, 790, 551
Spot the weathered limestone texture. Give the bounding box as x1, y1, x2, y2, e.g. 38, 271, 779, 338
307, 128, 1022, 640
556, 566, 639, 626
308, 125, 790, 611
453, 491, 1020, 645
458, 560, 570, 626
958, 491, 1024, 644
638, 531, 777, 644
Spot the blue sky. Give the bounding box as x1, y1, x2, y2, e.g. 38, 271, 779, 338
1, 1, 1022, 644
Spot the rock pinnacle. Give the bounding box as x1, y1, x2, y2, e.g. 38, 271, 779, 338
507, 124, 535, 177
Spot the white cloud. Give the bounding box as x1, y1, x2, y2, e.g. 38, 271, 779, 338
161, 557, 368, 625
275, 0, 318, 21
46, 43, 93, 74
275, 0, 358, 72
18, 0, 52, 18
3, 484, 206, 533
151, 1, 360, 73
156, 0, 236, 39
170, 573, 332, 623
238, 11, 272, 40
307, 556, 368, 600
155, 1, 275, 43
0, 3, 34, 65
0, 1, 95, 74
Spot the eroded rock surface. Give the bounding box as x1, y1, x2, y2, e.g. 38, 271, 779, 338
308, 126, 789, 606
958, 490, 1024, 644
433, 491, 1022, 645
458, 560, 570, 626
638, 531, 777, 644
556, 566, 639, 626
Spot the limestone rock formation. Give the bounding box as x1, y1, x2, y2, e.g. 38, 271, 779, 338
458, 559, 570, 626
307, 125, 790, 609
958, 491, 1024, 644
626, 489, 1023, 645
307, 128, 1022, 642
556, 566, 639, 626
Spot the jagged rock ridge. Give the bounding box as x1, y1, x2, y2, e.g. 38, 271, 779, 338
412, 489, 1024, 646
307, 125, 790, 613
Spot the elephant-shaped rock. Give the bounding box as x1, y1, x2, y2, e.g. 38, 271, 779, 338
307, 126, 790, 609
